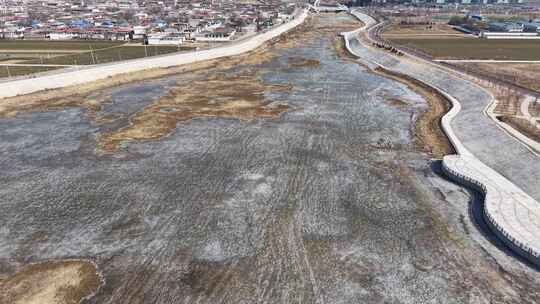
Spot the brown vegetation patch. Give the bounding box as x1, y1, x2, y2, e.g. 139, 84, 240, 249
0, 94, 109, 118
95, 14, 367, 152
287, 56, 320, 68
373, 67, 454, 158
387, 98, 410, 108
491, 88, 524, 117
98, 72, 292, 152
333, 38, 357, 61
0, 260, 101, 304
498, 115, 540, 143
0, 14, 365, 153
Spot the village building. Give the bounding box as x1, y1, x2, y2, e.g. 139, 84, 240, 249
194, 27, 236, 42
146, 33, 185, 45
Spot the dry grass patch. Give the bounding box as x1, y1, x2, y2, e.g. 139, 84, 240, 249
287, 56, 320, 68
387, 98, 411, 108
98, 72, 292, 152
498, 115, 540, 143
0, 260, 101, 304
373, 67, 454, 158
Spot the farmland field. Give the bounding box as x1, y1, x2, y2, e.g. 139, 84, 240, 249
24, 45, 184, 65
0, 65, 60, 78
0, 40, 124, 51
382, 23, 466, 38
0, 41, 189, 78
455, 62, 540, 92
389, 38, 540, 60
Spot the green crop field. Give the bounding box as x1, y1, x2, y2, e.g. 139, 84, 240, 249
389, 38, 540, 60
0, 40, 124, 51
25, 45, 186, 65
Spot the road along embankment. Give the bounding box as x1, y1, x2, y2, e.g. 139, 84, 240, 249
0, 10, 308, 99
342, 10, 540, 267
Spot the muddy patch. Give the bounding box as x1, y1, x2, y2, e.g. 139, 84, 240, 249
0, 260, 101, 304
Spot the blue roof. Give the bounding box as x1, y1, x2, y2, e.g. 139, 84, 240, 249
71, 19, 91, 28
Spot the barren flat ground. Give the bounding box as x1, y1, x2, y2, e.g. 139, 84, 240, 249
1, 14, 539, 304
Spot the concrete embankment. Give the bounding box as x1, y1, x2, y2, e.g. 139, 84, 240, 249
342, 10, 540, 267
0, 10, 308, 99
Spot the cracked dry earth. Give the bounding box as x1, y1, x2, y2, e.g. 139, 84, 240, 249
0, 14, 539, 304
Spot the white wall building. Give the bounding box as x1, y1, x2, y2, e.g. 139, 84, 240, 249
49, 32, 74, 40
147, 34, 184, 45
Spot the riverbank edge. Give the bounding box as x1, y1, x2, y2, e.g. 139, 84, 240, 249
341, 9, 540, 268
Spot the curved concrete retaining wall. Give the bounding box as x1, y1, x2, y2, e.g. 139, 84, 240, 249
344, 10, 540, 266
0, 9, 308, 99
441, 156, 540, 267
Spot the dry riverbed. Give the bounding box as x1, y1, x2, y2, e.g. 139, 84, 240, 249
1, 13, 539, 304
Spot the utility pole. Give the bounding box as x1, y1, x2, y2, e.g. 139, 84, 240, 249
89, 45, 96, 64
